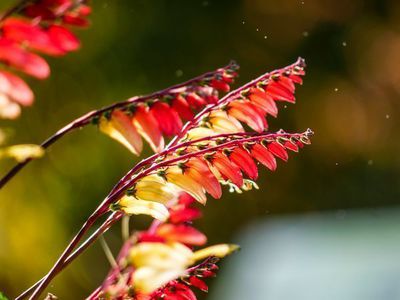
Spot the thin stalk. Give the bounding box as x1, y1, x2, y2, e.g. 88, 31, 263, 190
16, 211, 122, 300
20, 128, 310, 299
121, 215, 130, 241
0, 62, 235, 190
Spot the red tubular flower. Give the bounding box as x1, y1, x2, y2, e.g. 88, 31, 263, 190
208, 152, 243, 187
132, 105, 164, 152
274, 76, 295, 93
63, 13, 90, 27
289, 74, 303, 84
0, 39, 50, 79
150, 102, 183, 136
267, 142, 289, 161
169, 207, 202, 224
283, 140, 299, 152
264, 80, 295, 103
186, 92, 206, 109
188, 276, 208, 292
210, 78, 230, 92
227, 100, 267, 132
2, 19, 65, 56
229, 148, 258, 180
48, 25, 80, 52
0, 70, 34, 106
171, 95, 194, 121
248, 87, 278, 117
156, 224, 207, 246
185, 158, 222, 199
250, 143, 277, 171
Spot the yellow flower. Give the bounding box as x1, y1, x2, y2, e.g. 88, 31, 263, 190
165, 166, 207, 204
185, 127, 215, 141
130, 242, 194, 293
99, 109, 143, 155
193, 244, 240, 261
209, 111, 244, 134
134, 174, 178, 205
129, 242, 240, 294
117, 196, 169, 221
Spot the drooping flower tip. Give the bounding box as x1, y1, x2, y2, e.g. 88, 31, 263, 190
193, 244, 240, 262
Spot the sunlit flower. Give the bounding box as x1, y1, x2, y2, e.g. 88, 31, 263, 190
206, 152, 243, 187
227, 100, 267, 132
116, 196, 169, 221
130, 242, 193, 293
164, 166, 207, 204
133, 174, 178, 204
99, 109, 143, 155
156, 224, 207, 246
132, 105, 165, 153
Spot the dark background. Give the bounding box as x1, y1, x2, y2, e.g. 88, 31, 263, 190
1, 0, 400, 298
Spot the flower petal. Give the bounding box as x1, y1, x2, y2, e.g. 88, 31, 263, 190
132, 105, 164, 153
229, 148, 258, 180
228, 100, 267, 132
250, 144, 277, 171
157, 224, 207, 246
193, 244, 239, 261
150, 102, 182, 136
118, 196, 169, 221
186, 158, 222, 199
99, 110, 143, 155
267, 142, 289, 161
166, 166, 207, 205
210, 152, 243, 187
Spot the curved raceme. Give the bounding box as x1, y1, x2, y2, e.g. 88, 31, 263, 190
91, 59, 312, 299
98, 62, 239, 154
91, 193, 239, 300
0, 0, 91, 119
111, 129, 313, 222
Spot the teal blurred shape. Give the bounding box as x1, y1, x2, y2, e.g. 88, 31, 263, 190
209, 208, 400, 300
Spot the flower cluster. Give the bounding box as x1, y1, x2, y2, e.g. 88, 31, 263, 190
0, 0, 91, 119
12, 59, 312, 300
86, 59, 312, 299
92, 193, 239, 300
98, 62, 239, 154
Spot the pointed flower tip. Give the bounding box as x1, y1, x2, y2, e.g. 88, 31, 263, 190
296, 57, 306, 68
117, 196, 170, 222
193, 243, 240, 262
305, 128, 314, 137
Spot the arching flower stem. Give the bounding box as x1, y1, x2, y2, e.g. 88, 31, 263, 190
0, 61, 237, 189
167, 57, 306, 148
16, 211, 123, 300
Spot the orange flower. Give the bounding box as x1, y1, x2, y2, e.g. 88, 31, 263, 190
227, 100, 267, 132
248, 87, 278, 117
208, 152, 243, 187
229, 148, 258, 180
99, 109, 143, 155
132, 105, 164, 153
250, 143, 277, 171
267, 141, 289, 161
150, 102, 182, 136
185, 157, 222, 199
156, 224, 207, 246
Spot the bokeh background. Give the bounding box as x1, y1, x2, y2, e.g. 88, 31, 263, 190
1, 0, 400, 299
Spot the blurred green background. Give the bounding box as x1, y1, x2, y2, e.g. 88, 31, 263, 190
1, 0, 400, 298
